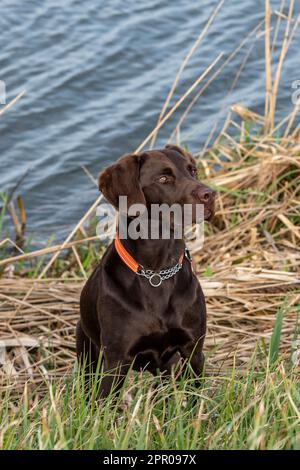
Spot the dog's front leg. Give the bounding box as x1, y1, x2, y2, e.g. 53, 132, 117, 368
181, 339, 205, 382
100, 359, 130, 398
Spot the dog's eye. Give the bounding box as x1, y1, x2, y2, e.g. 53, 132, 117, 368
157, 175, 170, 184
190, 167, 198, 177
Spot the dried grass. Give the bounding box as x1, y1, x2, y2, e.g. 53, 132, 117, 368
0, 260, 299, 390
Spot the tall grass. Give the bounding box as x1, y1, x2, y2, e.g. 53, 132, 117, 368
0, 0, 300, 451
0, 350, 299, 450
0, 192, 8, 238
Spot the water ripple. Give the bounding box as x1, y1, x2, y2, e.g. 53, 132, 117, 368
0, 0, 299, 242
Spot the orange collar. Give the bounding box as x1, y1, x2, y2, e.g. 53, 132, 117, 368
114, 233, 140, 273
114, 233, 188, 287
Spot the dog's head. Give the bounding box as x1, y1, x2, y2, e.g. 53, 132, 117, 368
99, 145, 216, 222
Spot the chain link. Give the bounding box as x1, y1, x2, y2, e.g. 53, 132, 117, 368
136, 250, 190, 287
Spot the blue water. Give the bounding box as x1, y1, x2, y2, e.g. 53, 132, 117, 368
0, 0, 299, 245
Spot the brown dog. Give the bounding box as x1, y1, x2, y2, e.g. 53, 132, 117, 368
77, 145, 215, 397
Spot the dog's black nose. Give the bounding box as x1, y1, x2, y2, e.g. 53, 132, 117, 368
194, 186, 216, 204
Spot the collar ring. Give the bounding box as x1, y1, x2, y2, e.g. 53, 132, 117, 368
149, 273, 162, 287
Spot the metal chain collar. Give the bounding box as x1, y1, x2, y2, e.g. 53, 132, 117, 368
136, 249, 191, 287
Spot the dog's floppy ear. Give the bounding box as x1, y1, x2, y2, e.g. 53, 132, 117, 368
98, 154, 146, 211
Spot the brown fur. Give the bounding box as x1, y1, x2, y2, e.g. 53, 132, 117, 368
77, 145, 215, 397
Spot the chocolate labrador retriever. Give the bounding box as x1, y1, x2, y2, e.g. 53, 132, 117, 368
77, 145, 215, 397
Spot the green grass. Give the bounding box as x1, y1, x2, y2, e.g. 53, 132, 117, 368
0, 192, 8, 238
0, 203, 105, 278
0, 350, 299, 450
269, 301, 287, 364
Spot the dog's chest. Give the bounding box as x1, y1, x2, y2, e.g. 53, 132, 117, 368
127, 284, 197, 360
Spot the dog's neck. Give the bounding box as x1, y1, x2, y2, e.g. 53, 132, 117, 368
119, 216, 185, 270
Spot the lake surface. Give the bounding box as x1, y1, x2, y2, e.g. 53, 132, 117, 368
0, 0, 299, 245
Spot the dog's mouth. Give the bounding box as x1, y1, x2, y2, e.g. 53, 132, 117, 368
204, 204, 215, 221
185, 204, 215, 224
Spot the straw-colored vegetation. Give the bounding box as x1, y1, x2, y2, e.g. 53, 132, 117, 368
0, 0, 299, 450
